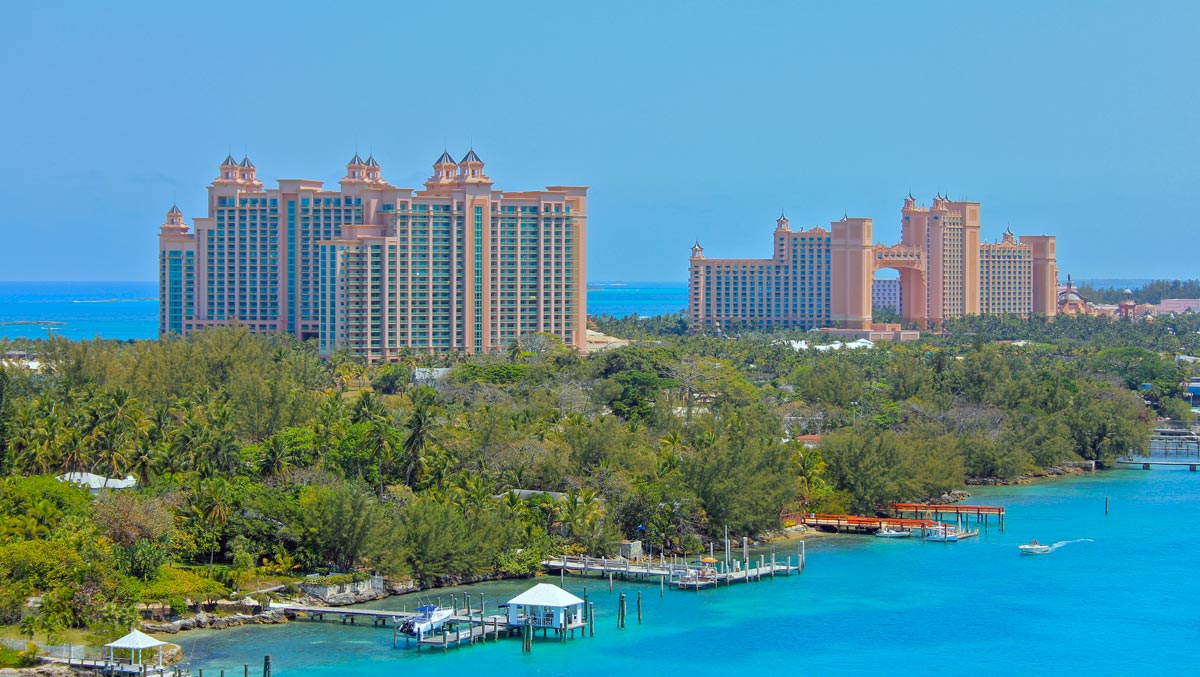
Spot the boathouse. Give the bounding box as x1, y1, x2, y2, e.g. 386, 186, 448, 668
505, 583, 585, 631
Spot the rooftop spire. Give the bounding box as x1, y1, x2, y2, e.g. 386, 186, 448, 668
460, 148, 483, 164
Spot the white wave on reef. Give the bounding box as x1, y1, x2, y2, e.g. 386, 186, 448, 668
71, 298, 156, 303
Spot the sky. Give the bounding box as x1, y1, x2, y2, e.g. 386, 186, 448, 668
0, 0, 1196, 282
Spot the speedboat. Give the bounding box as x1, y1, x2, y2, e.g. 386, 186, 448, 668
1019, 541, 1052, 555
398, 605, 453, 637
875, 526, 912, 538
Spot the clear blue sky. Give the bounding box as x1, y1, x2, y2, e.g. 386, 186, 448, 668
1, 1, 1196, 282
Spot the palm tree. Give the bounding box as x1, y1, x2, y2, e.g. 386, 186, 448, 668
451, 472, 495, 516
312, 393, 347, 467
351, 391, 385, 425
561, 488, 603, 540
258, 434, 295, 479
401, 403, 439, 487
364, 416, 396, 496
195, 477, 235, 572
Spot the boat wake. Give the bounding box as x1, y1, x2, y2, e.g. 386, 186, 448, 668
1049, 538, 1093, 551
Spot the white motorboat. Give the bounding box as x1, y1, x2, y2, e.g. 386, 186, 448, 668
1019, 541, 1052, 555
398, 605, 453, 637
923, 525, 959, 542
875, 526, 912, 538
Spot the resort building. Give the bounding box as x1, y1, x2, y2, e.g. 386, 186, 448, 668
978, 229, 1034, 316
872, 278, 901, 314
688, 213, 833, 331
689, 195, 1058, 331
158, 152, 588, 358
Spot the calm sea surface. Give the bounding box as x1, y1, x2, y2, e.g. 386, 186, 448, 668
175, 469, 1199, 676
0, 282, 686, 341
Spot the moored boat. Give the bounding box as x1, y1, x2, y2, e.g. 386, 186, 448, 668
875, 526, 912, 538
398, 605, 453, 637
923, 524, 960, 542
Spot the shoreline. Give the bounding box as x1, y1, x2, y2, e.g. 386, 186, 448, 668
141, 465, 1106, 641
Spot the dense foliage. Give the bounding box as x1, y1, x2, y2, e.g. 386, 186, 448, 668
0, 312, 1185, 636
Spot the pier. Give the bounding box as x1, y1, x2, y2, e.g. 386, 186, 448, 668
788, 513, 939, 534
888, 503, 1005, 530
1116, 458, 1199, 470
272, 602, 543, 653
542, 548, 803, 591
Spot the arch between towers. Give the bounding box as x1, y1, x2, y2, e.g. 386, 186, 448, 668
872, 245, 927, 329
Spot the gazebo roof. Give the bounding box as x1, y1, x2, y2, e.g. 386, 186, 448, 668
507, 583, 584, 608
105, 629, 166, 650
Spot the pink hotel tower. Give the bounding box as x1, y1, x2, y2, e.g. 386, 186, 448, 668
689, 195, 1057, 331
159, 152, 588, 359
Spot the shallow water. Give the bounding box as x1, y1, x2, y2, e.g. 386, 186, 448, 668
177, 468, 1200, 676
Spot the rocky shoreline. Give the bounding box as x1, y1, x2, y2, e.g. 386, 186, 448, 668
142, 608, 289, 634
966, 463, 1095, 486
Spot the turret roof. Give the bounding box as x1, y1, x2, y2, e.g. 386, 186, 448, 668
167, 204, 182, 216
460, 149, 482, 164
222, 153, 237, 166
348, 152, 364, 165
365, 154, 379, 167
435, 151, 456, 165
240, 156, 254, 168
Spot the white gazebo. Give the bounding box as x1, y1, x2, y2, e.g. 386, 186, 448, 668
104, 629, 166, 673
505, 583, 585, 634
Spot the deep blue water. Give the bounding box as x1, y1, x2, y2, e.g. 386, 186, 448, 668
174, 469, 1200, 676
0, 281, 687, 341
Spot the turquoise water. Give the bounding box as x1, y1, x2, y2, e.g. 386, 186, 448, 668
176, 469, 1200, 675
0, 282, 158, 341
0, 282, 687, 341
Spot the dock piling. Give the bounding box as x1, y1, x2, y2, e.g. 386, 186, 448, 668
637, 591, 642, 624
262, 656, 271, 677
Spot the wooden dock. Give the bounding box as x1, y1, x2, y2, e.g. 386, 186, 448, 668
272, 603, 483, 626
273, 603, 527, 653
888, 502, 1005, 530
787, 513, 939, 534
543, 550, 803, 590
413, 615, 513, 651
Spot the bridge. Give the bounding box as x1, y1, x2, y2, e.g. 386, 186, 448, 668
1116, 457, 1199, 470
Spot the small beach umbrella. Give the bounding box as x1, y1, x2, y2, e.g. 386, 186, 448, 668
700, 556, 718, 563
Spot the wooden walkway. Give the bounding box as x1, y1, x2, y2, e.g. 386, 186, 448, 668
543, 552, 803, 589
888, 503, 1005, 530
43, 656, 178, 675
412, 615, 513, 651
272, 603, 483, 626
785, 513, 938, 534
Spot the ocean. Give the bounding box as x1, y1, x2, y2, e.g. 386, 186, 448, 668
0, 281, 689, 341
174, 468, 1199, 676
